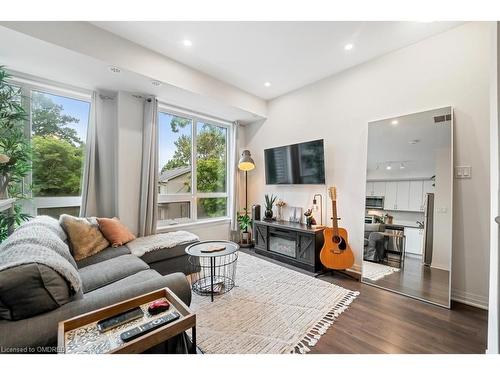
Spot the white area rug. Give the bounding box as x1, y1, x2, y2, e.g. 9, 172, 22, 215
362, 261, 400, 281
190, 252, 359, 354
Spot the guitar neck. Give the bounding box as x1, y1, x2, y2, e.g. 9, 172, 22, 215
331, 199, 339, 234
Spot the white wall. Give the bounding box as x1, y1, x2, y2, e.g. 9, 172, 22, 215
243, 22, 491, 307
487, 21, 499, 354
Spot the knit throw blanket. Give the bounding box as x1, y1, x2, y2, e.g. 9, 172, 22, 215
126, 231, 199, 257
0, 217, 82, 293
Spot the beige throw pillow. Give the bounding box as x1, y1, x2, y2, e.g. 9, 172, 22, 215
60, 214, 110, 261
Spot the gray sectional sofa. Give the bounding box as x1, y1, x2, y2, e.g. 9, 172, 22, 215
0, 216, 195, 353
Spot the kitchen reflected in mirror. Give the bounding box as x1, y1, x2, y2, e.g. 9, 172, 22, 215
362, 107, 453, 308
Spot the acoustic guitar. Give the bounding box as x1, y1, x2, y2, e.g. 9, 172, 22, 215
319, 187, 355, 270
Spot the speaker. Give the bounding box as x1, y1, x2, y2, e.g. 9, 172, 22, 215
252, 204, 261, 221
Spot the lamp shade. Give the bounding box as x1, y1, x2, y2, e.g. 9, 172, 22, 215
238, 150, 255, 171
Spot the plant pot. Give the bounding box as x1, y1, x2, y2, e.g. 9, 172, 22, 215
240, 231, 252, 245
264, 209, 273, 220
0, 174, 9, 200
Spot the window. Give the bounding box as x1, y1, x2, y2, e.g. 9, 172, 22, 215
29, 90, 90, 217
7, 79, 91, 218
158, 110, 229, 226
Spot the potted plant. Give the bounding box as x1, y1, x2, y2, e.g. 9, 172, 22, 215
237, 209, 253, 246
0, 66, 32, 241
264, 194, 277, 221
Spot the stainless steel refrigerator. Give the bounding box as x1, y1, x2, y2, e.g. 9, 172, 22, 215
423, 193, 435, 266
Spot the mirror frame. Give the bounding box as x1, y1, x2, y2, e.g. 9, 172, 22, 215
361, 106, 454, 309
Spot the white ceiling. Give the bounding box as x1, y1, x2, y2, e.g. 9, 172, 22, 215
0, 25, 259, 123
366, 107, 452, 180
92, 21, 462, 100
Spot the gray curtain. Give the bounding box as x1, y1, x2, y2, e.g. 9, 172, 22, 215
230, 121, 240, 232
138, 97, 159, 237
80, 92, 98, 217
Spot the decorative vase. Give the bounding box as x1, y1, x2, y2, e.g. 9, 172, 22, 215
0, 174, 9, 199
264, 209, 273, 220
277, 206, 283, 221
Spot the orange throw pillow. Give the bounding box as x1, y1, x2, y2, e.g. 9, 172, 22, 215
97, 217, 136, 248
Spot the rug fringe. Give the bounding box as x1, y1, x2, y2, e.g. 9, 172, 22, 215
291, 290, 360, 354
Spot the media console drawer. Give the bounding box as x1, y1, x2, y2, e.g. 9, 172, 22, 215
253, 220, 324, 272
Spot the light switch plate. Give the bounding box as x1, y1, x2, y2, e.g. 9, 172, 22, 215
455, 166, 472, 179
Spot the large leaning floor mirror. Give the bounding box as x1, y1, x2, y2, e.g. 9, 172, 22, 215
362, 107, 453, 308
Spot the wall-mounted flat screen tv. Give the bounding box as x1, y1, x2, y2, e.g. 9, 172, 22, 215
264, 139, 325, 185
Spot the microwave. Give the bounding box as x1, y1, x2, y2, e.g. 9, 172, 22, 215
365, 196, 384, 209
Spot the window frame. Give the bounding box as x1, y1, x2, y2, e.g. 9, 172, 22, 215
7, 76, 92, 216
157, 105, 231, 227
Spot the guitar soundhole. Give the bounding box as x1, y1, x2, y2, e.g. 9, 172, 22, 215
332, 235, 347, 250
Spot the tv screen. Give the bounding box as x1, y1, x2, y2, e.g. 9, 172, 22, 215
264, 139, 325, 185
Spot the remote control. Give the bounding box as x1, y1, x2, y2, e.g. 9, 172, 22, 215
120, 312, 181, 342
97, 307, 144, 333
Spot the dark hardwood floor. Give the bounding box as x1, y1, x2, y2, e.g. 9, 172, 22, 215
362, 255, 450, 307
242, 249, 488, 354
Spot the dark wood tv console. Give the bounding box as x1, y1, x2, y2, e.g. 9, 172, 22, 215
253, 220, 325, 272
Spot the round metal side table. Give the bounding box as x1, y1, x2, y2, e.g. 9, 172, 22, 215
185, 240, 239, 302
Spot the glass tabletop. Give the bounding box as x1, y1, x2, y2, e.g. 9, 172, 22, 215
185, 240, 239, 257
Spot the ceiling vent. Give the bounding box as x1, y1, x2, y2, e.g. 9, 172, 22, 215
433, 114, 452, 123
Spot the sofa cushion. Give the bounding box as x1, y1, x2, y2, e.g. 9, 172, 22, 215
79, 254, 150, 293
76, 245, 131, 269
97, 217, 136, 247
140, 242, 197, 264
0, 263, 73, 320
60, 214, 109, 261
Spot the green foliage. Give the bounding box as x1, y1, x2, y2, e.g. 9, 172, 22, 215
162, 119, 227, 218
31, 92, 81, 145
170, 116, 191, 133
264, 194, 277, 210
162, 134, 191, 172
237, 211, 252, 232
31, 136, 84, 196
0, 66, 32, 242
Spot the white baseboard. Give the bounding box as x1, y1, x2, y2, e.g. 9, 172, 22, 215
451, 288, 489, 310
349, 263, 362, 274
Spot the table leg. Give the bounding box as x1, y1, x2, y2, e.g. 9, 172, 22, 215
191, 326, 197, 354
210, 257, 214, 302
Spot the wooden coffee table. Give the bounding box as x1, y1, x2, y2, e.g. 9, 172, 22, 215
58, 288, 196, 354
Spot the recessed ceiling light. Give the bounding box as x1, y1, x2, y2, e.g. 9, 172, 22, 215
386, 165, 392, 170
151, 80, 162, 87
108, 66, 121, 74
391, 120, 399, 125
264, 82, 271, 87
408, 139, 420, 145
344, 43, 354, 51
182, 39, 193, 47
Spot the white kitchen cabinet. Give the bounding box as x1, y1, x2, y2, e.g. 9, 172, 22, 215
409, 180, 424, 212
404, 227, 423, 255
384, 181, 398, 210
372, 181, 386, 196
396, 181, 410, 211
366, 181, 374, 196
